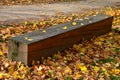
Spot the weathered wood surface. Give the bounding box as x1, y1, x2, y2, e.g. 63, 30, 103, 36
8, 14, 113, 65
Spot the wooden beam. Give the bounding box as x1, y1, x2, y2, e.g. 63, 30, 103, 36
8, 14, 113, 65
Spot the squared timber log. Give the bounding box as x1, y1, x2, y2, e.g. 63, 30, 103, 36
8, 14, 113, 65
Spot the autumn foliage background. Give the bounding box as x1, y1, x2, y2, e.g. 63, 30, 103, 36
0, 0, 120, 80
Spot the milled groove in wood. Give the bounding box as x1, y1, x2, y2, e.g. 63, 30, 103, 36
8, 14, 113, 65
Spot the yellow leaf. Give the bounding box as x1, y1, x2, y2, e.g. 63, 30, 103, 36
0, 51, 3, 56
102, 68, 107, 72
80, 48, 85, 53
73, 44, 79, 50
8, 66, 14, 74
108, 32, 113, 35
4, 62, 9, 68
19, 65, 25, 70
80, 66, 87, 73
43, 21, 46, 25
0, 73, 10, 79
80, 23, 84, 26
62, 26, 67, 30
94, 66, 100, 71
99, 38, 105, 41
76, 64, 82, 69
72, 13, 75, 16
13, 71, 19, 79
42, 30, 47, 33
24, 21, 28, 25
111, 69, 120, 75
72, 22, 77, 26
97, 41, 102, 46
74, 73, 81, 79
24, 37, 33, 41
91, 72, 94, 75
38, 71, 43, 75
33, 23, 37, 27
24, 37, 28, 40
102, 68, 108, 76
27, 38, 33, 41
0, 73, 3, 79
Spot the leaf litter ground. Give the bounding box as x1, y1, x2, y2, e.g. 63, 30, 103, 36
0, 7, 120, 80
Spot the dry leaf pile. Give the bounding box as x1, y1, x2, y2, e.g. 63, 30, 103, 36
0, 7, 120, 80
0, 28, 120, 80
0, 0, 78, 5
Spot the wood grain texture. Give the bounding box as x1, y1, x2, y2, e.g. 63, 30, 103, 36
8, 14, 113, 65
28, 17, 113, 65
8, 40, 28, 65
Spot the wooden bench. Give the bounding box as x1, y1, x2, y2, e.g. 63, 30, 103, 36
8, 14, 113, 65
